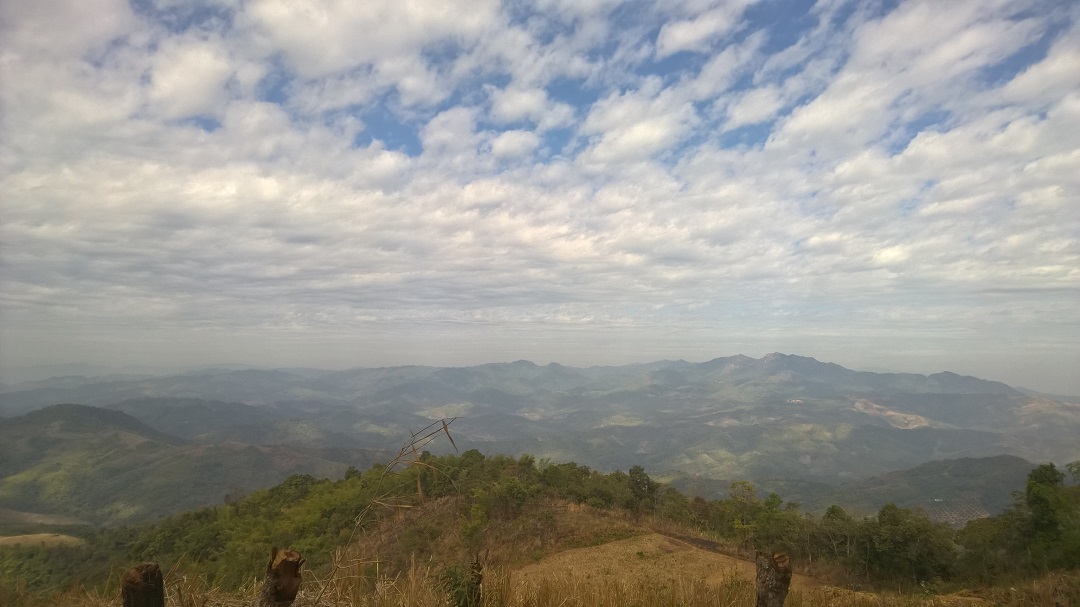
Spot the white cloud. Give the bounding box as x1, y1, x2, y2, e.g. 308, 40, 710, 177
0, 0, 137, 57
490, 130, 540, 158
872, 245, 910, 266
244, 0, 500, 78
1, 0, 1078, 392
490, 86, 549, 123
655, 1, 757, 58
682, 31, 765, 101
1001, 24, 1080, 105
725, 85, 783, 129
150, 38, 234, 119
580, 78, 699, 164
421, 107, 480, 155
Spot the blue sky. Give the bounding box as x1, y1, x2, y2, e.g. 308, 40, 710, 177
1, 0, 1078, 392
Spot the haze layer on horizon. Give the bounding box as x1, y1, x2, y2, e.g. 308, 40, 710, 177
1, 0, 1078, 394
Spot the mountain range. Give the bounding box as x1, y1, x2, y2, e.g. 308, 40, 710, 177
1, 353, 1077, 524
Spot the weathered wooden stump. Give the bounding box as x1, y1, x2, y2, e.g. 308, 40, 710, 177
121, 562, 164, 607
755, 551, 792, 607
256, 546, 305, 607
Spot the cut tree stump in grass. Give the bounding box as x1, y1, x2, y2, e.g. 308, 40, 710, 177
257, 546, 305, 607
755, 551, 792, 607
121, 562, 164, 607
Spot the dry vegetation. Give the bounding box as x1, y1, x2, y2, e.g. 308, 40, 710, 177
512, 532, 818, 589
6, 507, 1077, 607
5, 502, 1077, 607
6, 563, 1078, 607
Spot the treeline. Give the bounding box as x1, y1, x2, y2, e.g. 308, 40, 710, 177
2, 451, 1078, 596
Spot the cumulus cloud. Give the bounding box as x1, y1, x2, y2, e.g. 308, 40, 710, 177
244, 0, 500, 78
580, 78, 699, 164
725, 85, 784, 128
655, 1, 754, 58
149, 37, 233, 119
0, 0, 137, 57
487, 84, 575, 131
490, 130, 541, 158
1, 0, 1078, 392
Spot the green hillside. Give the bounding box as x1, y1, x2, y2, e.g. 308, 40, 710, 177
799, 455, 1036, 520
671, 455, 1036, 526
106, 397, 286, 440
0, 404, 384, 524
2, 446, 1077, 604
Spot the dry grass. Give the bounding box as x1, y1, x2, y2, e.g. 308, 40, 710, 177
0, 533, 84, 547
345, 497, 645, 578
9, 558, 1077, 607
513, 532, 818, 589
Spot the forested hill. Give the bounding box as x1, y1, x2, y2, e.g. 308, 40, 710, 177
671, 454, 1037, 524
2, 449, 1078, 601
0, 404, 386, 524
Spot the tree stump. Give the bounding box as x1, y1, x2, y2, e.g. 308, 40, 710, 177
121, 562, 164, 607
257, 546, 305, 607
755, 551, 792, 607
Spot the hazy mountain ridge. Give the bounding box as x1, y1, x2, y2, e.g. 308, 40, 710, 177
106, 397, 286, 440
1, 354, 1076, 510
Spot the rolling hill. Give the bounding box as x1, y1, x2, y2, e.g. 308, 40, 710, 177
0, 404, 385, 524
670, 454, 1037, 526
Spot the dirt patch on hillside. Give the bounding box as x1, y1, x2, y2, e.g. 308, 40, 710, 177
513, 532, 818, 589
853, 400, 931, 429
0, 533, 84, 547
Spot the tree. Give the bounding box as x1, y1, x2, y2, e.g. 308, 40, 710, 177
754, 493, 804, 554
729, 481, 760, 551
857, 504, 956, 586
1066, 460, 1080, 484
956, 513, 1024, 583
1026, 463, 1066, 537
817, 505, 856, 560
628, 465, 656, 501
1023, 462, 1080, 570
657, 486, 691, 523
488, 477, 529, 520
627, 465, 658, 514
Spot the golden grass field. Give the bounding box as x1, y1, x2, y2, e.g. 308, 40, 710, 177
9, 534, 1076, 607
513, 532, 818, 589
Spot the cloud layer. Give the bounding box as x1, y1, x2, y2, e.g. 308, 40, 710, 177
1, 0, 1078, 392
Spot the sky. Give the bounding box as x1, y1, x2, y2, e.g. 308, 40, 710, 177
1, 0, 1078, 393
